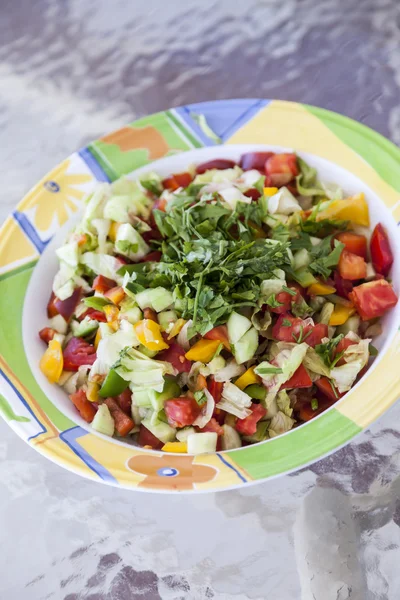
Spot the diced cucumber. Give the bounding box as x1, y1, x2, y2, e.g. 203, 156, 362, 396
336, 315, 360, 336
158, 310, 178, 333
131, 404, 142, 425
220, 425, 242, 450
133, 389, 153, 407
53, 333, 65, 345
176, 426, 196, 442
245, 384, 267, 401
141, 417, 176, 443
227, 311, 252, 344
187, 432, 218, 455
49, 314, 68, 334
293, 268, 317, 288
233, 327, 258, 364
121, 306, 143, 325
242, 421, 270, 443
132, 377, 180, 411
138, 344, 159, 358
293, 248, 311, 271
71, 317, 99, 337
135, 287, 174, 312
318, 302, 335, 325
91, 404, 115, 437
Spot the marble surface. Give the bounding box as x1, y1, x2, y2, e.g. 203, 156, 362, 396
1, 0, 400, 598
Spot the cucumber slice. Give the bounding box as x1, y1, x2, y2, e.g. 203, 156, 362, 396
245, 384, 267, 401
158, 310, 178, 333
227, 311, 252, 344
242, 421, 270, 443
233, 327, 258, 364
176, 426, 196, 442
141, 417, 176, 443
293, 268, 317, 288
187, 432, 218, 455
293, 248, 311, 271
120, 306, 143, 325
336, 315, 360, 336
71, 317, 99, 338
135, 287, 174, 313
138, 344, 159, 358
91, 404, 115, 437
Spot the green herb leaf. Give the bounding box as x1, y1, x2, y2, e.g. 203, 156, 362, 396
194, 390, 207, 406
257, 366, 283, 375
311, 398, 319, 411
83, 296, 110, 310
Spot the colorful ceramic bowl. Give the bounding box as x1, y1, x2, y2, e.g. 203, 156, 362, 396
1, 99, 399, 493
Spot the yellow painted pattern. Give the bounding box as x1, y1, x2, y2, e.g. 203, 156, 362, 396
39, 436, 99, 480
227, 100, 400, 210
0, 216, 38, 274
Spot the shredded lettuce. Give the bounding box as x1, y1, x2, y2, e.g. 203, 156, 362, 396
116, 347, 175, 392
80, 252, 123, 282
269, 411, 295, 437
115, 223, 150, 261
267, 187, 302, 215
193, 166, 243, 185
104, 177, 152, 221
216, 382, 252, 418
92, 218, 111, 254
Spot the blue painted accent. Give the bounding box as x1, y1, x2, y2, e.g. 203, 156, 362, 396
43, 181, 60, 193
174, 99, 270, 145
12, 211, 48, 254
59, 427, 118, 483
0, 368, 46, 439
78, 147, 111, 182
157, 467, 179, 477
217, 453, 247, 483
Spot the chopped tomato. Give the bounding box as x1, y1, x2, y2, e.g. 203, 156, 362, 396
272, 314, 327, 347
138, 424, 163, 449
370, 223, 394, 276
39, 327, 56, 344
79, 308, 107, 322
243, 188, 261, 201
315, 377, 343, 402
334, 338, 357, 366
92, 275, 116, 294
63, 337, 97, 371
338, 250, 367, 281
204, 325, 230, 350
141, 250, 162, 263
199, 417, 224, 436
157, 343, 192, 373
334, 271, 353, 299
70, 389, 97, 423
297, 395, 334, 421
235, 403, 266, 436
265, 153, 299, 186
116, 388, 132, 415
153, 197, 168, 212
53, 288, 82, 321
349, 279, 398, 321
195, 159, 236, 174
162, 172, 193, 190
47, 292, 59, 318
207, 377, 224, 403
143, 307, 158, 322
105, 397, 135, 436
336, 232, 367, 259
281, 364, 312, 389
240, 151, 275, 171
164, 397, 201, 427
270, 287, 301, 315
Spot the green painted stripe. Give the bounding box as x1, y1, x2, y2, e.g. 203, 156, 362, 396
166, 111, 203, 148
86, 145, 118, 181
0, 393, 30, 422
0, 259, 39, 282
305, 104, 400, 194
227, 409, 361, 480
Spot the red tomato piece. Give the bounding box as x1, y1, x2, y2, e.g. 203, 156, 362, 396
265, 153, 299, 176
370, 223, 394, 276
338, 250, 367, 281
152, 197, 168, 212
141, 251, 162, 263
336, 232, 367, 259
138, 424, 163, 449
79, 308, 107, 322
105, 397, 135, 436
315, 377, 343, 402
243, 188, 261, 201
162, 175, 179, 191
164, 397, 201, 428
305, 324, 329, 347
70, 389, 97, 423
157, 343, 192, 372
174, 172, 193, 188
207, 377, 224, 403
116, 388, 132, 416
195, 159, 236, 174
199, 417, 224, 436
281, 364, 312, 389
297, 395, 334, 421
334, 338, 357, 367
142, 226, 163, 244
334, 271, 353, 299
235, 403, 266, 436
54, 287, 82, 321
204, 325, 231, 351
270, 287, 301, 315
39, 327, 56, 344
349, 279, 398, 321
92, 275, 116, 294
63, 337, 97, 371
47, 292, 59, 318
239, 151, 275, 171
272, 314, 327, 347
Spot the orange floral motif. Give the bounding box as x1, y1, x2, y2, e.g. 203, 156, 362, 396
101, 126, 169, 159
127, 453, 217, 491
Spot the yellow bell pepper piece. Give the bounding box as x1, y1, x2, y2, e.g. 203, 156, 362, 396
86, 381, 100, 403
39, 339, 63, 383
105, 286, 125, 305
104, 305, 119, 331
308, 282, 336, 296
94, 327, 102, 350
329, 304, 356, 326
168, 318, 186, 340
108, 221, 121, 242
185, 339, 221, 363
264, 187, 279, 197
234, 366, 261, 390
317, 193, 369, 227
162, 442, 188, 453
134, 319, 169, 351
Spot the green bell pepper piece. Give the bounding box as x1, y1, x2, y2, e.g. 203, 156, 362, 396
99, 369, 129, 398
244, 384, 267, 401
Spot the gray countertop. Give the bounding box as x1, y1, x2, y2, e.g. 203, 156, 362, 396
1, 1, 400, 598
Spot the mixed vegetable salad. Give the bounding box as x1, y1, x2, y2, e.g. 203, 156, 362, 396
39, 151, 398, 454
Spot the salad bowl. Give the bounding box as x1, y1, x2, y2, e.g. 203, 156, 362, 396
0, 99, 399, 492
